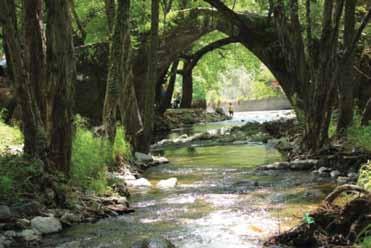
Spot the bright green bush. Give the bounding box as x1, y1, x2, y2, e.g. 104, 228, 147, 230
113, 126, 132, 161
70, 116, 131, 194
358, 161, 371, 191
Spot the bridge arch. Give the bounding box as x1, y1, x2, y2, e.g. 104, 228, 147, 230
133, 8, 301, 112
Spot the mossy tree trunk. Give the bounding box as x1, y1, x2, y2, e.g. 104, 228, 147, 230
103, 0, 131, 141
136, 0, 160, 153
45, 0, 76, 175
0, 0, 49, 162
336, 0, 356, 135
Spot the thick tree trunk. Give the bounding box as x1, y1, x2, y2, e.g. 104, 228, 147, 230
180, 63, 193, 108
336, 0, 356, 135
159, 60, 179, 113
46, 0, 76, 175
23, 0, 47, 127
0, 0, 48, 161
103, 0, 130, 141
136, 0, 160, 153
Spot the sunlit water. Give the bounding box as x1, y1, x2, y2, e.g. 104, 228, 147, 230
42, 111, 334, 248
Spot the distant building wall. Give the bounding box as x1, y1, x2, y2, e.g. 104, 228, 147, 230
209, 97, 292, 112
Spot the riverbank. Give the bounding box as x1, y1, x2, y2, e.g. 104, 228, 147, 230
154, 108, 231, 133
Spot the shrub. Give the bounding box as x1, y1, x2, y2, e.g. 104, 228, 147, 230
0, 155, 43, 202
70, 116, 131, 194
358, 161, 371, 191
113, 126, 132, 161
348, 115, 371, 152
71, 119, 112, 194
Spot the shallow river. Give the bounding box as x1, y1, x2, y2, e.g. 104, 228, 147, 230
43, 111, 334, 248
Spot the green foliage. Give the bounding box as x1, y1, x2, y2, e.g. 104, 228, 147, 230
70, 116, 131, 194
358, 161, 371, 191
71, 117, 112, 194
303, 213, 315, 225
113, 126, 132, 161
0, 155, 43, 202
356, 225, 371, 248
0, 114, 23, 154
348, 116, 371, 152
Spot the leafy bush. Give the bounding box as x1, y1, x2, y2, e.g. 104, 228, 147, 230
348, 116, 371, 152
358, 161, 371, 191
113, 126, 132, 161
0, 155, 43, 202
356, 225, 371, 248
70, 116, 131, 194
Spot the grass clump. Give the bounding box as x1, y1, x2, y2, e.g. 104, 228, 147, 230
0, 111, 23, 154
70, 116, 131, 194
347, 115, 371, 152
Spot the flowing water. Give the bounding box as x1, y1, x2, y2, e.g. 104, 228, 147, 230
43, 110, 334, 248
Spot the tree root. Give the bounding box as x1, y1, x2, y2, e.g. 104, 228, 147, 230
265, 185, 371, 247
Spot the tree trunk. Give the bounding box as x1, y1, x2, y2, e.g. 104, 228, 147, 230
336, 0, 356, 135
0, 0, 48, 161
103, 0, 130, 141
46, 0, 76, 175
180, 62, 193, 108
23, 0, 47, 127
136, 0, 160, 153
105, 0, 116, 33
159, 60, 179, 113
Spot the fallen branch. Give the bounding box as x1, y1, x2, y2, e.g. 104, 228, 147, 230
323, 184, 369, 205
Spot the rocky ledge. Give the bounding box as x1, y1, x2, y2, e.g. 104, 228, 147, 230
0, 152, 170, 248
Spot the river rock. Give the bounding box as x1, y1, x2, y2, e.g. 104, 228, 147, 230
16, 218, 30, 229
336, 176, 350, 185
289, 159, 318, 170
330, 170, 341, 178
0, 206, 11, 221
153, 156, 169, 164
318, 166, 332, 175
260, 162, 290, 170
156, 178, 178, 189
131, 237, 176, 248
60, 212, 81, 226
135, 152, 154, 163
31, 216, 62, 234
347, 172, 358, 180
126, 178, 152, 188
18, 229, 41, 242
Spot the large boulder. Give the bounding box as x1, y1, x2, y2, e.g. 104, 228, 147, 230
131, 237, 176, 248
31, 216, 62, 234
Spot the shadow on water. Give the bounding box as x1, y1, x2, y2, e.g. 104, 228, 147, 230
42, 111, 334, 248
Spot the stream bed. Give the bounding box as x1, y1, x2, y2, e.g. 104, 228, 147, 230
43, 111, 334, 248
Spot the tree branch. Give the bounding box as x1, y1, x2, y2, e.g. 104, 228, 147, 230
344, 7, 371, 60
191, 36, 239, 66
203, 0, 250, 32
